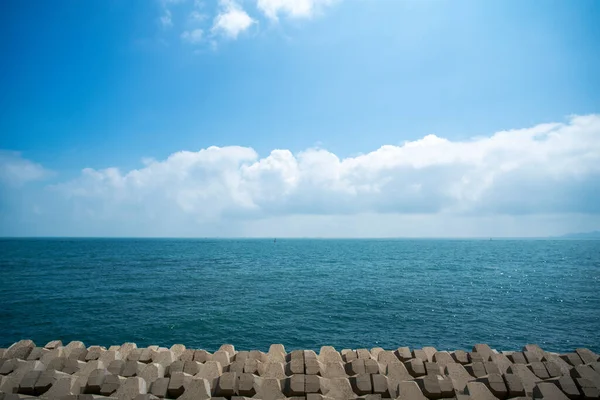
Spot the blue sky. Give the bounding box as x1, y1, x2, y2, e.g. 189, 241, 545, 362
1, 0, 600, 237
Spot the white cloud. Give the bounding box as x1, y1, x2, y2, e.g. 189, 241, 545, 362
181, 28, 204, 44
160, 9, 173, 28
256, 0, 338, 20
212, 0, 255, 39
0, 151, 50, 187
189, 10, 207, 23
53, 114, 600, 227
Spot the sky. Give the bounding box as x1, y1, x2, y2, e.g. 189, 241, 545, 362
1, 0, 600, 237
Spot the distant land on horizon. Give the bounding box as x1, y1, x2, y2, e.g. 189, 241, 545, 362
558, 230, 600, 239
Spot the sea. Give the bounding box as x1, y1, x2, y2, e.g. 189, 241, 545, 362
1, 238, 599, 353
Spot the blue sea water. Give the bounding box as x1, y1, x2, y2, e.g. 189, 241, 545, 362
0, 238, 599, 353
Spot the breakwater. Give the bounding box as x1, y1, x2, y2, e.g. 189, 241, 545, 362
1, 340, 599, 400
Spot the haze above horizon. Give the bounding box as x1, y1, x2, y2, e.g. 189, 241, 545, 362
1, 0, 600, 238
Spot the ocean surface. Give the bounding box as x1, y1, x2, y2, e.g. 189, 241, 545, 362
1, 238, 599, 353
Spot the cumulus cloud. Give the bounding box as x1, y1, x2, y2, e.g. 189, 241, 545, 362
256, 0, 338, 20
0, 151, 50, 186
212, 0, 255, 39
53, 114, 600, 225
181, 28, 204, 44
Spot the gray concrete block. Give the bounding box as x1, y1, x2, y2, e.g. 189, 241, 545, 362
321, 362, 347, 379
193, 350, 212, 363
215, 372, 238, 397
41, 347, 65, 366
483, 362, 500, 376
305, 374, 323, 394
544, 353, 573, 376
228, 361, 245, 374
371, 374, 390, 398
347, 359, 366, 376
64, 342, 86, 359
138, 349, 153, 364
397, 380, 428, 400
397, 347, 413, 362
179, 350, 194, 363
322, 377, 355, 400
508, 352, 527, 364
243, 358, 259, 375
83, 368, 109, 394
551, 376, 581, 399
425, 362, 442, 376
134, 395, 159, 400
122, 361, 143, 378
452, 350, 470, 365
108, 360, 125, 376
182, 361, 201, 376
508, 364, 542, 396
62, 359, 86, 375
34, 370, 70, 395
466, 381, 498, 400
85, 346, 106, 362
46, 357, 67, 372
406, 358, 426, 377
529, 362, 551, 379
114, 377, 147, 400
523, 345, 546, 362
39, 376, 80, 399
260, 362, 287, 379
576, 349, 599, 365
503, 373, 526, 398
170, 345, 186, 360
118, 344, 138, 361
166, 360, 184, 377
319, 347, 343, 364
533, 382, 570, 400
5, 341, 36, 360
17, 370, 43, 395
138, 363, 165, 385
365, 359, 379, 374
525, 351, 542, 364
234, 351, 250, 363
561, 354, 584, 367
423, 348, 438, 363
177, 377, 211, 400
237, 373, 257, 397
570, 365, 600, 389
98, 351, 121, 365
575, 378, 600, 400
306, 358, 321, 375
490, 354, 512, 375
378, 351, 400, 366
357, 349, 372, 360
544, 361, 564, 378
342, 350, 357, 363
25, 347, 44, 361
283, 373, 304, 397
432, 352, 454, 369
149, 377, 169, 398
415, 375, 444, 399
287, 358, 304, 375
476, 373, 506, 399
44, 341, 63, 350
413, 350, 428, 362
213, 350, 232, 368
371, 348, 385, 360
466, 362, 487, 378
351, 373, 372, 395
445, 363, 474, 394
472, 345, 494, 362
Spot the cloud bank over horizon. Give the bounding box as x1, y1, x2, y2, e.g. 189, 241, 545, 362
1, 114, 600, 237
